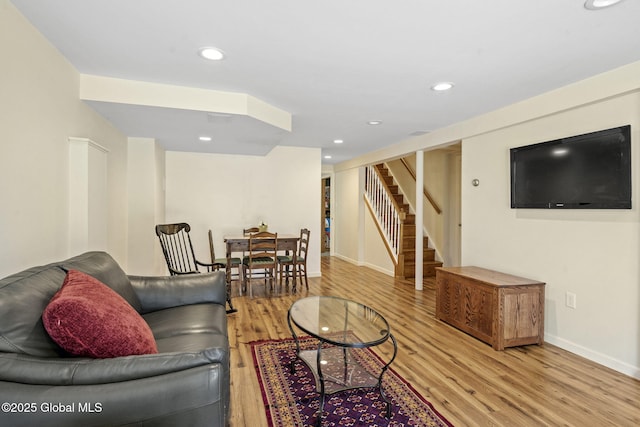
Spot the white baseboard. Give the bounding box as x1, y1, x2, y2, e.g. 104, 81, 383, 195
545, 333, 640, 379
362, 262, 394, 277
331, 254, 393, 276
333, 253, 364, 266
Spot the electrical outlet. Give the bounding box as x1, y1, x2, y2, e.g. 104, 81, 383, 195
566, 292, 577, 309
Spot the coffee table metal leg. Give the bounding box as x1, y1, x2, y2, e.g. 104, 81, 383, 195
378, 333, 398, 418
315, 341, 325, 427
287, 309, 301, 374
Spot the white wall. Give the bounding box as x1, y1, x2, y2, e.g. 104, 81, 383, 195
127, 138, 166, 276
334, 168, 362, 264
363, 208, 395, 275
462, 92, 640, 377
68, 138, 109, 255
0, 0, 129, 277
164, 146, 322, 276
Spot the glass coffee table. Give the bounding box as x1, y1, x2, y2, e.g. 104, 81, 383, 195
287, 296, 397, 426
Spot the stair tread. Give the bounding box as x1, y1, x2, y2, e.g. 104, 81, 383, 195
402, 261, 443, 278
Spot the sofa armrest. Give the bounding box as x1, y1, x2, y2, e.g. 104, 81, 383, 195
0, 365, 227, 427
128, 271, 226, 313
0, 340, 228, 386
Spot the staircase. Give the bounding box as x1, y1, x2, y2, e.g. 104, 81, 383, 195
374, 164, 442, 278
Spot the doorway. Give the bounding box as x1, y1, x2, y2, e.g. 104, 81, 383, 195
321, 177, 331, 255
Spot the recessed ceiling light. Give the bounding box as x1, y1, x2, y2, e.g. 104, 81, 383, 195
584, 0, 623, 9
207, 112, 233, 123
333, 139, 344, 144
431, 82, 454, 91
409, 130, 430, 137
198, 47, 225, 61
324, 155, 332, 159
367, 120, 382, 125
199, 136, 212, 142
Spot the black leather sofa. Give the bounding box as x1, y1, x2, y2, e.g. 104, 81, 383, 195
0, 251, 230, 426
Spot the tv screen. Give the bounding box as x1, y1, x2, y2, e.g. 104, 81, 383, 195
510, 125, 631, 209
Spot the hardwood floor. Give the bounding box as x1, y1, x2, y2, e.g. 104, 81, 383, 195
227, 256, 640, 426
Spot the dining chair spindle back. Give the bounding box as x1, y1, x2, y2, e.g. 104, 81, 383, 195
243, 227, 259, 236
242, 231, 278, 297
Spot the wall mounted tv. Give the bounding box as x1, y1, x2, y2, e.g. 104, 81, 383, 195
510, 125, 631, 209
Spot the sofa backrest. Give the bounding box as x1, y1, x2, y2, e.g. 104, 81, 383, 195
0, 265, 66, 356
61, 252, 142, 312
0, 251, 141, 357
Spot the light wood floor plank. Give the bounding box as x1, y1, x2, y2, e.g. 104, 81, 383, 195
228, 256, 640, 426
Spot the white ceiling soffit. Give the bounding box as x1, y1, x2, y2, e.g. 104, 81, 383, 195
86, 101, 288, 155
79, 75, 291, 155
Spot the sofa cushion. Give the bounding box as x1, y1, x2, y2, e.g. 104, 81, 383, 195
43, 270, 158, 358
143, 303, 227, 340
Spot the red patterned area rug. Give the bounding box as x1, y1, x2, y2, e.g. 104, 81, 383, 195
250, 336, 453, 427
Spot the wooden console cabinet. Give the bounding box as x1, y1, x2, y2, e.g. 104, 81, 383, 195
436, 266, 545, 350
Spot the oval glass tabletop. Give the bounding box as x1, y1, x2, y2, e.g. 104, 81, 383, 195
288, 296, 390, 347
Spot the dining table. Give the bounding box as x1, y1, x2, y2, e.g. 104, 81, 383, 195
223, 233, 300, 291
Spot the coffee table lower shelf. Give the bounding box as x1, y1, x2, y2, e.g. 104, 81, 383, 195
298, 347, 380, 394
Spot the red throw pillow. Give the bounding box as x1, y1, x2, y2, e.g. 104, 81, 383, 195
43, 269, 158, 358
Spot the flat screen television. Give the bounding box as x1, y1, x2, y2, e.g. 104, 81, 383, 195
510, 125, 631, 209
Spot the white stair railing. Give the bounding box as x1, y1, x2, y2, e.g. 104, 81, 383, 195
364, 165, 402, 263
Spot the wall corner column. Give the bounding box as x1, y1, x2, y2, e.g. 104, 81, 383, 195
415, 151, 424, 290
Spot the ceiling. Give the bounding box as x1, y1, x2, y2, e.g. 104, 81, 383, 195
11, 0, 640, 164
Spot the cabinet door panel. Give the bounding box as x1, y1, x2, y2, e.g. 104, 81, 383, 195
463, 284, 493, 337
503, 290, 541, 340
437, 276, 451, 319
450, 278, 464, 323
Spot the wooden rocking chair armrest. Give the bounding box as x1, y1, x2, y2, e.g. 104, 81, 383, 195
195, 259, 224, 272
169, 268, 200, 275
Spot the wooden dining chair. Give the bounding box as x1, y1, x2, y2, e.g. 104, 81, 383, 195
241, 227, 260, 270
277, 228, 310, 291
209, 230, 242, 298
242, 231, 278, 297
243, 227, 259, 236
